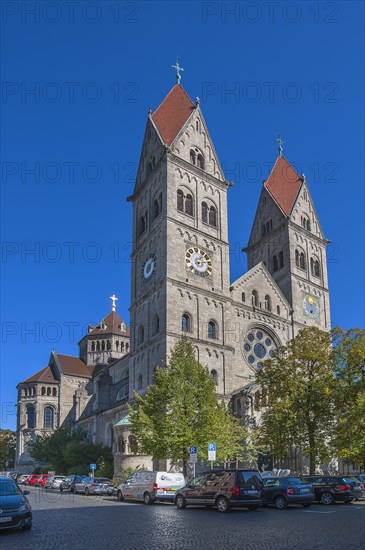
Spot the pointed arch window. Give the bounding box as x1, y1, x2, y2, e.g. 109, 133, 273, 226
27, 406, 35, 429
181, 313, 191, 333
207, 320, 217, 339
44, 406, 54, 429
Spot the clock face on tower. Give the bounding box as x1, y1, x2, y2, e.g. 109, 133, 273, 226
142, 253, 156, 280
303, 294, 320, 320
185, 247, 212, 277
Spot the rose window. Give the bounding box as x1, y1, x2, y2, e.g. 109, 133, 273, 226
242, 329, 277, 370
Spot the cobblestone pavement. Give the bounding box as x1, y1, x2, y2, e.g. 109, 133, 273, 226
1, 487, 365, 550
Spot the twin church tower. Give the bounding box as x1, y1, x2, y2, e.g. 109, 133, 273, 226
15, 81, 331, 473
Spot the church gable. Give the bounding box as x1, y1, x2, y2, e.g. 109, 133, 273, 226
247, 186, 286, 248
290, 180, 325, 240
171, 104, 225, 182
231, 262, 291, 319
133, 117, 166, 193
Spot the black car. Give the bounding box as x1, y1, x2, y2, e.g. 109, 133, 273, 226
262, 476, 314, 509
0, 476, 32, 531
59, 475, 86, 492
302, 475, 363, 505
174, 469, 263, 513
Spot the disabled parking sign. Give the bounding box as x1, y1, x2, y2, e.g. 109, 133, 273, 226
208, 442, 216, 461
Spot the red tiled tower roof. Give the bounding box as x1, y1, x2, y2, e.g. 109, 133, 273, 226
265, 156, 303, 216
88, 310, 130, 337
21, 366, 58, 384
56, 354, 91, 378
152, 84, 195, 145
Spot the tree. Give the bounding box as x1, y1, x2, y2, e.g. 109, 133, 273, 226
129, 337, 248, 476
332, 328, 365, 469
0, 430, 16, 470
30, 426, 113, 476
256, 327, 336, 475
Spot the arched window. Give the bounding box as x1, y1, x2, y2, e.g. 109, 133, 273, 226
126, 343, 129, 352
185, 193, 193, 216
196, 154, 204, 169
311, 257, 320, 277
237, 399, 241, 414
279, 251, 284, 269
27, 406, 35, 429
47, 387, 51, 396
102, 340, 105, 351
181, 313, 191, 333
44, 407, 54, 429
153, 193, 162, 219
242, 292, 245, 302
139, 212, 148, 236
202, 201, 208, 223
137, 374, 143, 390
272, 255, 278, 272
96, 341, 100, 351
177, 189, 184, 212
265, 295, 272, 312
138, 325, 144, 345
196, 120, 200, 132
207, 320, 217, 339
153, 314, 160, 335
121, 342, 124, 352
41, 387, 46, 396
277, 305, 281, 315
209, 205, 217, 227
251, 290, 258, 307
107, 340, 111, 350
211, 369, 218, 386
190, 150, 196, 165
116, 341, 119, 351
295, 249, 306, 270
302, 215, 311, 231
262, 224, 266, 237
91, 341, 95, 351
52, 388, 57, 397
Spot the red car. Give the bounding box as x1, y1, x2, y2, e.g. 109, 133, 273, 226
36, 474, 52, 487
27, 475, 41, 486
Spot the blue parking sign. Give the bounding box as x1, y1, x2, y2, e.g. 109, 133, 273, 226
208, 443, 216, 452
189, 446, 197, 454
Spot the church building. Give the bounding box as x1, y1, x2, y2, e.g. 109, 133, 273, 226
15, 80, 331, 474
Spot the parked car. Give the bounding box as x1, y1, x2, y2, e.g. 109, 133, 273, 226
34, 474, 51, 487
74, 477, 113, 495
262, 476, 314, 509
26, 474, 40, 486
174, 469, 263, 513
0, 476, 32, 531
302, 475, 364, 504
17, 475, 30, 485
44, 475, 67, 489
116, 471, 186, 504
60, 475, 87, 492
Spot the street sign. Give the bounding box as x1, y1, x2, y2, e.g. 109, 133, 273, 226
189, 446, 197, 463
207, 442, 216, 461
89, 464, 97, 470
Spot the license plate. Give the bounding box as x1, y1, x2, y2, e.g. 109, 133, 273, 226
353, 487, 361, 492
301, 488, 310, 493
246, 490, 258, 494
0, 517, 12, 523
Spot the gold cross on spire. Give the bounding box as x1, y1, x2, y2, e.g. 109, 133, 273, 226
110, 294, 118, 311
172, 56, 184, 85
276, 134, 284, 156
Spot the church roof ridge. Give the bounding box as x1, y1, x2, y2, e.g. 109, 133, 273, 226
151, 84, 195, 145
264, 155, 303, 216
19, 365, 59, 385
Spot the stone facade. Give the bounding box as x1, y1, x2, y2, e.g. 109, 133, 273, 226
15, 83, 331, 475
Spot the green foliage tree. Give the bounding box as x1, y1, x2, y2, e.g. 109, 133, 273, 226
332, 328, 365, 469
128, 337, 248, 476
256, 327, 336, 475
0, 430, 16, 470
30, 426, 113, 476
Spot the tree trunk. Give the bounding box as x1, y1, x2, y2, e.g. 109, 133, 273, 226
308, 429, 316, 475
182, 457, 187, 478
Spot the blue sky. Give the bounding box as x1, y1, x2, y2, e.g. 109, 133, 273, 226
1, 1, 364, 430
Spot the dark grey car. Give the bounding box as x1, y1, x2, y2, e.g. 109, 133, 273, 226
0, 476, 32, 530
262, 477, 314, 509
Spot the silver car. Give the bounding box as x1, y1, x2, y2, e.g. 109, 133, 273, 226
74, 477, 113, 495
44, 475, 67, 489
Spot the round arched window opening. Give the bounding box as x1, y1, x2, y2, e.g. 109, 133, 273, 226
242, 328, 278, 370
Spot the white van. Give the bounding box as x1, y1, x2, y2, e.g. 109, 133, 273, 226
116, 471, 186, 504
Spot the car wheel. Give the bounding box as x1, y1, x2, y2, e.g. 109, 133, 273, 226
85, 488, 89, 496
216, 496, 231, 513
117, 490, 124, 502
143, 492, 154, 505
22, 524, 32, 531
320, 492, 334, 505
175, 495, 187, 509
274, 496, 287, 510
302, 503, 311, 508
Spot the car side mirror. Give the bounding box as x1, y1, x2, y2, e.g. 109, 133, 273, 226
23, 490, 30, 495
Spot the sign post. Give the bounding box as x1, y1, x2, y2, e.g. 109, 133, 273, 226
189, 446, 197, 478
207, 443, 216, 469
89, 463, 97, 479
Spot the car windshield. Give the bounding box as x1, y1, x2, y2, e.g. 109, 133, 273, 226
95, 478, 110, 483
343, 477, 360, 484
0, 481, 21, 496
287, 477, 309, 485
